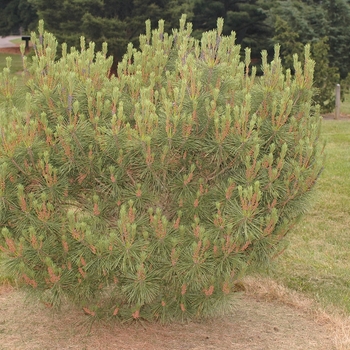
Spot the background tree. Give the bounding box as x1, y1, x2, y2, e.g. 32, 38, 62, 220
28, 0, 103, 51
0, 0, 37, 35
272, 15, 303, 71
28, 0, 192, 64
263, 0, 329, 43
310, 37, 340, 111
265, 0, 350, 79
191, 0, 272, 58
264, 0, 347, 111
321, 0, 350, 80
1, 0, 350, 116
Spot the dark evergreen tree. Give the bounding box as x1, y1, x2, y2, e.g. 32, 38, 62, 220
264, 0, 350, 80
191, 0, 271, 58
263, 0, 329, 43
321, 0, 350, 80
262, 0, 350, 110
310, 37, 340, 111
28, 0, 192, 63
272, 15, 303, 70
0, 0, 37, 35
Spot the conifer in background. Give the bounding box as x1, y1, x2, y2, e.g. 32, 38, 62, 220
310, 37, 340, 112
0, 17, 323, 322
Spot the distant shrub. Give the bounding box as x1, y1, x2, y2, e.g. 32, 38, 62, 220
0, 17, 323, 321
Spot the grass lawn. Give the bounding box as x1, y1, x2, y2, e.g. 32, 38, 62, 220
268, 118, 350, 315
341, 92, 350, 115
10, 38, 23, 45
0, 52, 23, 74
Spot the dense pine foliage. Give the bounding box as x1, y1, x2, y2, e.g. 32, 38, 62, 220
0, 18, 323, 321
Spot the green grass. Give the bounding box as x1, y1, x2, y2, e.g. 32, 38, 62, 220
10, 38, 23, 45
0, 53, 24, 74
269, 119, 350, 315
341, 92, 350, 115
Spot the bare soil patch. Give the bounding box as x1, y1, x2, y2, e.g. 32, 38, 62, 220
0, 47, 21, 55
0, 278, 345, 350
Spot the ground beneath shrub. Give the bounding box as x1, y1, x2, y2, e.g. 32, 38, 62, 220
0, 280, 342, 350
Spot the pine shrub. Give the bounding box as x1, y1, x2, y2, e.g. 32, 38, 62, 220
0, 17, 323, 321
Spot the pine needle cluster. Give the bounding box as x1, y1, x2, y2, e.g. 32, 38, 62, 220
0, 16, 323, 322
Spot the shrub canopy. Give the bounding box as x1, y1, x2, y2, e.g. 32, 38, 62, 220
0, 17, 323, 321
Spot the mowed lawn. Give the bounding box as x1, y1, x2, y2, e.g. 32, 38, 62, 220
269, 118, 350, 315
0, 53, 23, 73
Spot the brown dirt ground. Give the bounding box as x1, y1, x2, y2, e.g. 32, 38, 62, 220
0, 47, 22, 55
1, 277, 348, 350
